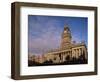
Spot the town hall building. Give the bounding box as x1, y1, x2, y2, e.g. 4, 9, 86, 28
44, 25, 88, 63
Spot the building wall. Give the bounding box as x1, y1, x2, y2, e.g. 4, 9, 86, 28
44, 45, 87, 63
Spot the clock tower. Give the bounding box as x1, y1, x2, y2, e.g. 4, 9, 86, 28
60, 25, 72, 49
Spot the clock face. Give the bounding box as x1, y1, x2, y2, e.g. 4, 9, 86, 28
64, 30, 67, 33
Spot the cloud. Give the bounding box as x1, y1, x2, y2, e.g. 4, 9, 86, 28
28, 16, 63, 55
28, 15, 88, 56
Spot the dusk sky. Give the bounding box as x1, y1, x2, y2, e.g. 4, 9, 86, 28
28, 15, 88, 56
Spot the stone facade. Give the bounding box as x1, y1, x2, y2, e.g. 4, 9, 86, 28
44, 25, 87, 64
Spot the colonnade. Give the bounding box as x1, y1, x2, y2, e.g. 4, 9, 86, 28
53, 47, 87, 63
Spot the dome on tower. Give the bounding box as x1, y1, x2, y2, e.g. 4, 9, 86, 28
63, 24, 71, 34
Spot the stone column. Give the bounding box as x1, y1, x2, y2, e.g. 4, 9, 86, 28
61, 52, 63, 62
76, 49, 78, 58
84, 48, 87, 59
73, 49, 75, 57
74, 49, 76, 58
79, 48, 81, 56
70, 51, 72, 59
81, 48, 83, 55
77, 49, 79, 58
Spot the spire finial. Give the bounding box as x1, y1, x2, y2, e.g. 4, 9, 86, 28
64, 24, 68, 30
